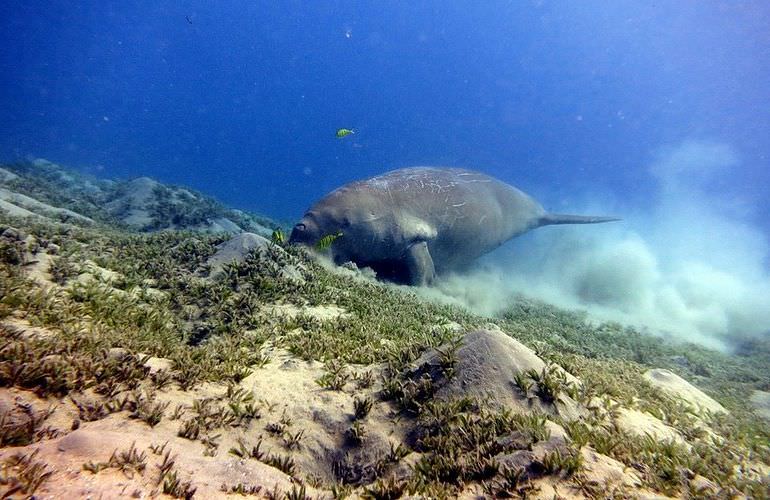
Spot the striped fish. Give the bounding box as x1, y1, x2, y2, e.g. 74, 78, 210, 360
316, 230, 343, 251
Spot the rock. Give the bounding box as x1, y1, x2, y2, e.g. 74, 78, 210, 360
615, 408, 686, 445
205, 232, 273, 277
668, 355, 689, 369
74, 259, 121, 285
0, 395, 36, 446
40, 354, 63, 365
104, 177, 159, 228
326, 433, 393, 485
643, 369, 727, 415
336, 260, 378, 280
280, 264, 305, 282
0, 240, 24, 265
496, 449, 537, 471
142, 287, 167, 300
205, 217, 242, 234
529, 422, 572, 463
47, 243, 60, 255
232, 210, 274, 236
495, 431, 532, 451
544, 420, 569, 444
0, 167, 19, 182
689, 474, 719, 496
430, 321, 464, 336
102, 176, 274, 234
580, 447, 642, 488
204, 233, 305, 285
0, 187, 94, 224
0, 198, 38, 218
414, 329, 583, 420
390, 452, 422, 482
749, 390, 770, 421
1, 227, 23, 241
107, 347, 130, 361
143, 356, 173, 374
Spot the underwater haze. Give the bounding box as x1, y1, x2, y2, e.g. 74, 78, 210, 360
2, 1, 770, 349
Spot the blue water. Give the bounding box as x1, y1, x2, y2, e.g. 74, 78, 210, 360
2, 1, 770, 346
2, 1, 768, 226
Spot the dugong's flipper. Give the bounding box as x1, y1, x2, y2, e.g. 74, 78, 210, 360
404, 241, 435, 286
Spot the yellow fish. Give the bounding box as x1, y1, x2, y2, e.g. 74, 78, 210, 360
271, 228, 285, 245
316, 230, 343, 251
335, 128, 355, 139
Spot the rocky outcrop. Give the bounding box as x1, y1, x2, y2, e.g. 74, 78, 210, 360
615, 407, 686, 445
204, 232, 273, 276
103, 176, 158, 227
0, 168, 19, 183
0, 187, 94, 224
643, 368, 727, 415
750, 390, 770, 421
203, 232, 305, 284
413, 328, 583, 420
0, 159, 278, 235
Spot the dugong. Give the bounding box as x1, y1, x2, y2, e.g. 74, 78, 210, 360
290, 167, 618, 286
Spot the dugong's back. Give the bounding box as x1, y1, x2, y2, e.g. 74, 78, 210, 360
356, 167, 546, 270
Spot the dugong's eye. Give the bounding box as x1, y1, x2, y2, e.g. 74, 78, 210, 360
295, 223, 306, 231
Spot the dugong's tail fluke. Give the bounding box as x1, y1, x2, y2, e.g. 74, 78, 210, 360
539, 213, 621, 226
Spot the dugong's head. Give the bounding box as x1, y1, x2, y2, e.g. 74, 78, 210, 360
289, 189, 353, 255
289, 185, 387, 262
289, 211, 326, 247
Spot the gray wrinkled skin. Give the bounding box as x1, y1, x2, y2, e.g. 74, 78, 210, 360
290, 167, 618, 286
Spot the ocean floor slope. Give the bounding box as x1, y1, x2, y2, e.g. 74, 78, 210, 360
0, 161, 768, 498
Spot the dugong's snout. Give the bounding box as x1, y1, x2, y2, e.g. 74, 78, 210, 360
288, 223, 309, 245
289, 216, 320, 246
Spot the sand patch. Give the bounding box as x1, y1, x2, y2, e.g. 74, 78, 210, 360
265, 303, 350, 322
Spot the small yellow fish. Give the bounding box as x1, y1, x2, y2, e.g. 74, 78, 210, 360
335, 128, 355, 139
271, 228, 285, 245
316, 230, 343, 251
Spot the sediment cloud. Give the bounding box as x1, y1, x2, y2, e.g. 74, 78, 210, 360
427, 141, 770, 351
